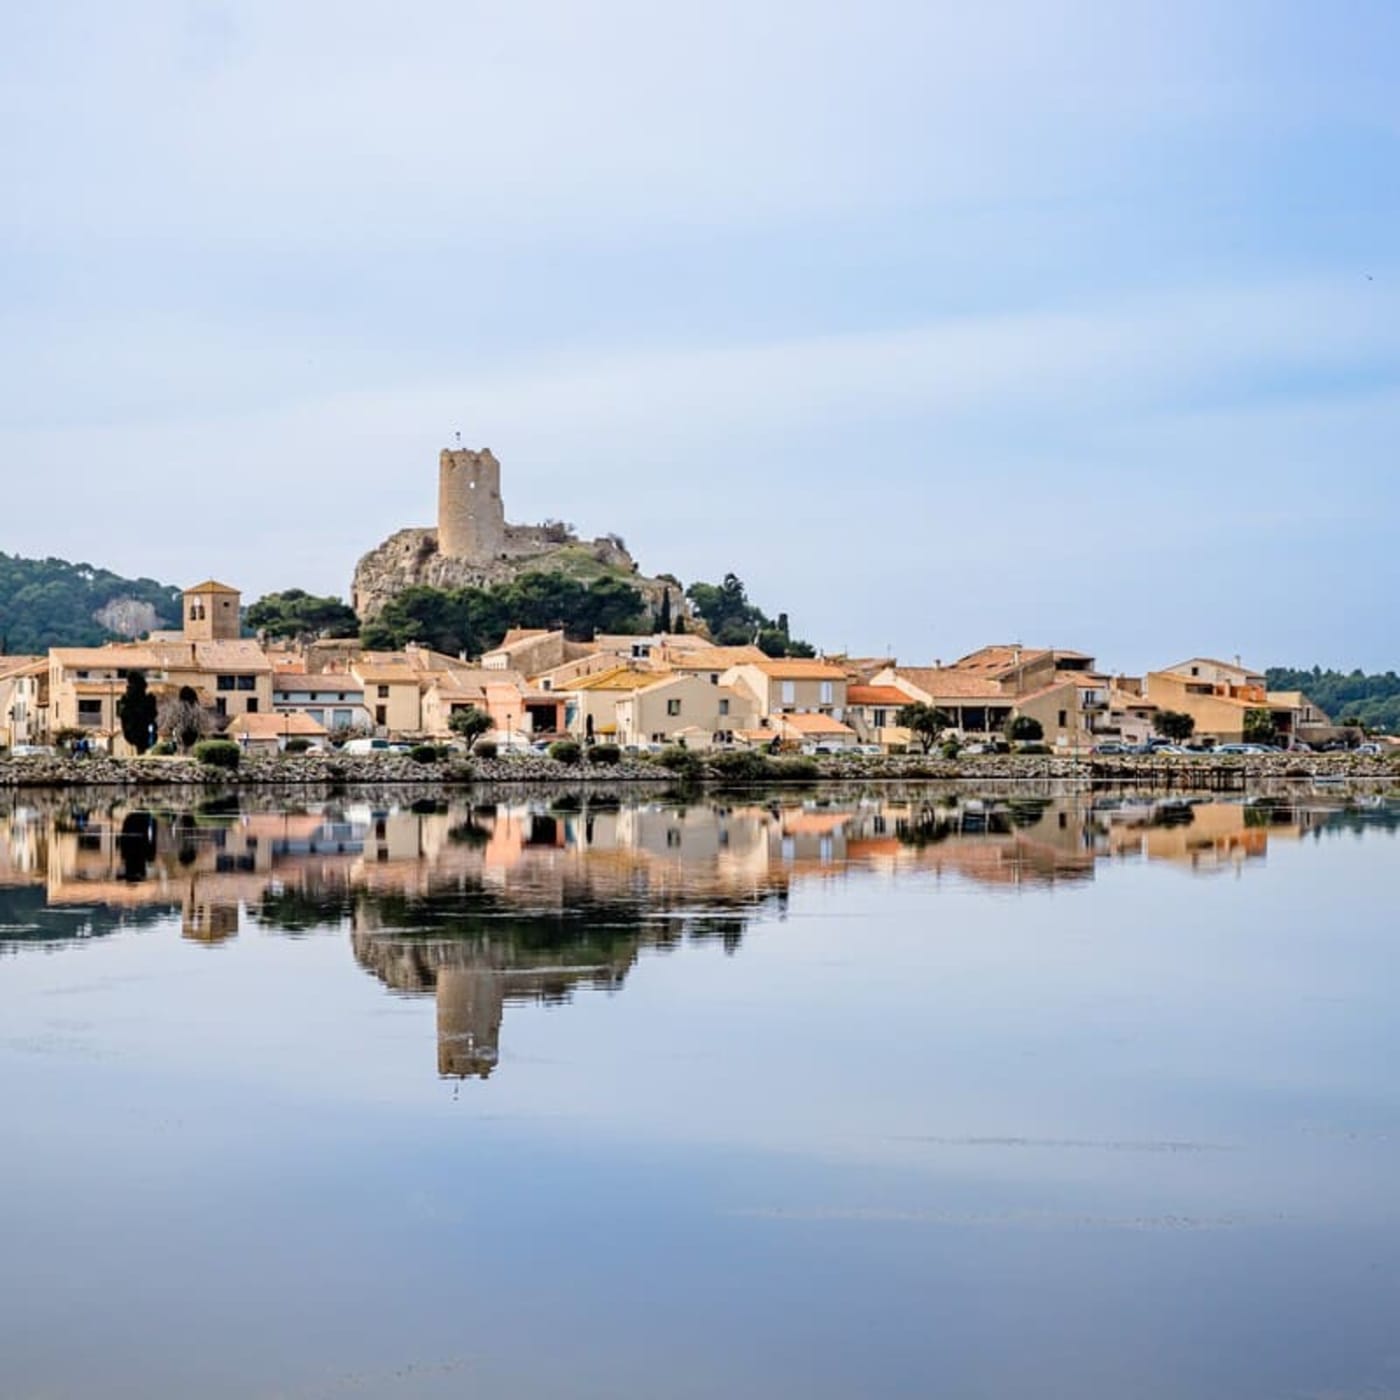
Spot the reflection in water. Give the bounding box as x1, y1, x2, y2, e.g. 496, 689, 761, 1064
1, 786, 1396, 1078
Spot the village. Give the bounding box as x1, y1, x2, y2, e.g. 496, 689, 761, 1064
0, 447, 1372, 761
0, 570, 1359, 759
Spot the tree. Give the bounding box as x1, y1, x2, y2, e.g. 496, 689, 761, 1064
448, 705, 492, 752
246, 589, 359, 639
896, 702, 952, 754
158, 683, 207, 751
117, 670, 158, 754
1153, 710, 1196, 743
1243, 708, 1278, 746
1006, 714, 1044, 742
658, 589, 672, 633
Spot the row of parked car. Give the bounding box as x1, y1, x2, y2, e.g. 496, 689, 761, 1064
1093, 740, 1385, 756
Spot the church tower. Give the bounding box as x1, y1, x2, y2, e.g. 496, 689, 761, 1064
183, 580, 241, 641
438, 447, 506, 561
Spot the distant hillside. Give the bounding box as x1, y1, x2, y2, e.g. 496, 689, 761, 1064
0, 552, 183, 654
1266, 666, 1400, 733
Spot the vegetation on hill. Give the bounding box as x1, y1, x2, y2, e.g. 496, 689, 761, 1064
1266, 666, 1400, 733
685, 573, 815, 657
246, 589, 359, 639
360, 573, 648, 655
0, 552, 182, 654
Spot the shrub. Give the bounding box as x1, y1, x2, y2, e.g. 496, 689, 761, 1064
193, 739, 241, 771
149, 739, 178, 756
1018, 743, 1052, 755
586, 744, 621, 765
707, 749, 775, 782
283, 737, 311, 754
410, 744, 440, 764
656, 746, 702, 780
445, 759, 475, 783
549, 739, 583, 766
474, 739, 498, 760
940, 738, 962, 759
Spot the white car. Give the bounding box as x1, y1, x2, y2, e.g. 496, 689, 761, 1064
8, 744, 55, 758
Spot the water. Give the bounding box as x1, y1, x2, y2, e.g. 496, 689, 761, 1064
2, 784, 1398, 1399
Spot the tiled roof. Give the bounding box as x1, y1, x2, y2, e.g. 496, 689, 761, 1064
888, 668, 1006, 700
741, 659, 847, 680
226, 712, 328, 738
570, 666, 656, 693
780, 713, 857, 735
183, 580, 241, 595
846, 685, 910, 706
272, 673, 364, 694
51, 647, 162, 669
668, 646, 768, 669
0, 656, 45, 678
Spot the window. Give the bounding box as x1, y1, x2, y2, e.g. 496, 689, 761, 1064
217, 675, 236, 692
780, 680, 795, 705
873, 709, 886, 728
236, 675, 255, 691
332, 709, 352, 729
77, 699, 102, 727
719, 698, 730, 716
1058, 710, 1068, 728
820, 680, 833, 704
246, 699, 258, 714
666, 698, 681, 716
375, 705, 387, 726
377, 685, 390, 699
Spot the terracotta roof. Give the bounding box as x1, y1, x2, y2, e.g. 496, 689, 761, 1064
570, 666, 657, 693
887, 668, 1006, 701
272, 673, 364, 694
668, 646, 767, 669
949, 645, 1052, 674
846, 685, 910, 706
147, 639, 271, 672
0, 656, 45, 678
780, 713, 857, 736
51, 647, 162, 670
183, 580, 241, 595
740, 660, 847, 680
225, 712, 328, 738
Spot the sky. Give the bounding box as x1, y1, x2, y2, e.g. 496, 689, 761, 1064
1, 0, 1397, 673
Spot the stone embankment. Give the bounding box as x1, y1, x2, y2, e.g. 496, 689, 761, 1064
0, 750, 1395, 789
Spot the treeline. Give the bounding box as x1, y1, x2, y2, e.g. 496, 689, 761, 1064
684, 573, 815, 657
0, 552, 182, 654
359, 573, 651, 655
1266, 667, 1400, 733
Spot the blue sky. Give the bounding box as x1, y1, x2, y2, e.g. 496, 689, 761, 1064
2, 1, 1397, 672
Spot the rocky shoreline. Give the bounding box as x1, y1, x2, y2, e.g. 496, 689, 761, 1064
1, 750, 1395, 790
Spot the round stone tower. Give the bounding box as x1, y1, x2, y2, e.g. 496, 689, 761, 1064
438, 446, 506, 561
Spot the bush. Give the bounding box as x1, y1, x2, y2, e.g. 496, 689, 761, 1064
707, 748, 776, 782
586, 744, 621, 765
149, 739, 178, 756
283, 737, 311, 754
410, 744, 440, 764
549, 740, 582, 766
656, 746, 703, 780
474, 739, 498, 760
193, 739, 241, 771
940, 738, 962, 759
1018, 743, 1052, 755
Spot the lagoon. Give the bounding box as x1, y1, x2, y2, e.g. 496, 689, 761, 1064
2, 786, 1398, 1399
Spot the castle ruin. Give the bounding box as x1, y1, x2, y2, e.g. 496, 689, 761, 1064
351, 443, 676, 623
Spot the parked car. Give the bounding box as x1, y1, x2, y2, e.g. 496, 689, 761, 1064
8, 744, 55, 758
343, 737, 394, 755
852, 744, 884, 756
1092, 742, 1130, 754
1356, 742, 1382, 755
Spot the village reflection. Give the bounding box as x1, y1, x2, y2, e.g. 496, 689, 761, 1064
1, 786, 1395, 1078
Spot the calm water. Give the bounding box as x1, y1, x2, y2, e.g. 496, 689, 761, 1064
2, 784, 1399, 1400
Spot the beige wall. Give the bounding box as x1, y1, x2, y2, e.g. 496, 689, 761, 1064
616, 676, 757, 747
721, 665, 847, 719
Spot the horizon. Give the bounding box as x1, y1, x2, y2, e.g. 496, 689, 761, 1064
4, 3, 1398, 674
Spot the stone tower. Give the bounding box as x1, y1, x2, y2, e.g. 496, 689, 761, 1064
182, 580, 241, 641
438, 447, 505, 561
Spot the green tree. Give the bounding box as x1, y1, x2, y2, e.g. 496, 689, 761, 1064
448, 705, 493, 752
246, 589, 359, 639
1153, 710, 1196, 743
1243, 708, 1278, 746
1006, 714, 1044, 742
896, 702, 952, 754
117, 671, 158, 754
657, 589, 672, 633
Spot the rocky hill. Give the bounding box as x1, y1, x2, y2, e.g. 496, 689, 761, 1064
0, 552, 182, 653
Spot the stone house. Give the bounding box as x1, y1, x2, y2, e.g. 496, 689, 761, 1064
719, 659, 849, 725
613, 674, 758, 749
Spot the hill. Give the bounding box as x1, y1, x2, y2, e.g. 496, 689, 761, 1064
1266, 666, 1400, 734
0, 552, 183, 654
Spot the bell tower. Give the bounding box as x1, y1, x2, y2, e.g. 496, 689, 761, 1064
183, 580, 242, 641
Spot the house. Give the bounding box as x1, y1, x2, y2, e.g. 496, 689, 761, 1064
225, 711, 329, 752
0, 657, 47, 748
1145, 661, 1332, 746
719, 659, 849, 724
559, 666, 659, 742
845, 683, 915, 749
613, 673, 759, 749
662, 645, 769, 687
775, 711, 860, 750
272, 672, 372, 733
